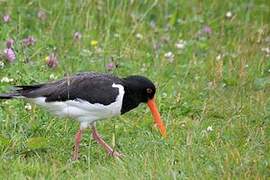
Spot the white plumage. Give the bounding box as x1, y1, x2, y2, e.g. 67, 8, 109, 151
29, 83, 125, 129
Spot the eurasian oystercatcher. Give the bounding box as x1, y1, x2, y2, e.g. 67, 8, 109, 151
0, 72, 166, 160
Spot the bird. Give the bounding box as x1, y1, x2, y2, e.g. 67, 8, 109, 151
0, 72, 166, 160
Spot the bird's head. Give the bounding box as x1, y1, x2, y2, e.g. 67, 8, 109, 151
124, 76, 167, 137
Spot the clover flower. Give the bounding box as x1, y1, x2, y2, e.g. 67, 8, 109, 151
175, 40, 186, 49
4, 48, 16, 62
106, 63, 115, 71
135, 33, 143, 40
3, 15, 10, 23
37, 10, 47, 21
206, 126, 213, 132
164, 51, 175, 63
6, 39, 14, 48
225, 11, 233, 19
202, 25, 212, 35
46, 53, 58, 68
73, 32, 82, 41
261, 47, 270, 57
1, 77, 14, 83
49, 73, 58, 80
24, 103, 32, 111
23, 36, 36, 46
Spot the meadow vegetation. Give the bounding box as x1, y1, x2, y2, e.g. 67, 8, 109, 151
0, 0, 269, 179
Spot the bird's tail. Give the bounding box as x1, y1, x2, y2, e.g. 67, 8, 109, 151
0, 84, 44, 100
0, 92, 20, 99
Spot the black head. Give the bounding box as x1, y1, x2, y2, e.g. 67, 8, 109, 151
124, 75, 156, 102
121, 75, 156, 114
121, 75, 167, 137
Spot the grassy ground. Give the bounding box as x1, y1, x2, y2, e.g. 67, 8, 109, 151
0, 0, 269, 179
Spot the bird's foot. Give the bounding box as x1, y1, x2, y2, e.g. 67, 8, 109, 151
72, 130, 83, 161
72, 152, 79, 161
108, 150, 124, 158
72, 146, 80, 161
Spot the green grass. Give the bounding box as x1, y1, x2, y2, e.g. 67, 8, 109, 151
0, 0, 270, 179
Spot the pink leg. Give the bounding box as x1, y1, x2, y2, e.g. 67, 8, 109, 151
91, 126, 123, 158
72, 129, 82, 160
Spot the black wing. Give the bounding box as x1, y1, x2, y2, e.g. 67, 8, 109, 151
17, 72, 123, 105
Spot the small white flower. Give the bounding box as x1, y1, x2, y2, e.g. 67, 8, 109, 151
245, 64, 249, 68
175, 40, 186, 49
24, 103, 32, 111
206, 126, 213, 132
261, 47, 270, 57
0, 61, 4, 69
216, 54, 223, 60
135, 33, 143, 40
261, 47, 270, 54
1, 77, 14, 83
225, 11, 233, 19
73, 32, 82, 41
49, 74, 57, 80
164, 51, 175, 62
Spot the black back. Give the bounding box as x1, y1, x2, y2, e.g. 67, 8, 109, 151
18, 72, 123, 105
1, 72, 157, 115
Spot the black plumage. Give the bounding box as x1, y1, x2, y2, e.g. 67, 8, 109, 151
0, 72, 164, 160
1, 73, 121, 105
0, 72, 156, 114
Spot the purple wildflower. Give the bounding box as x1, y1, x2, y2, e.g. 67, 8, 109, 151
6, 39, 14, 48
202, 25, 212, 35
3, 15, 10, 23
73, 32, 82, 41
4, 48, 16, 63
37, 10, 47, 21
46, 53, 58, 69
106, 62, 115, 71
23, 36, 36, 46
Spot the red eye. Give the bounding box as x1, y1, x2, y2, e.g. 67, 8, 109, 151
146, 88, 153, 94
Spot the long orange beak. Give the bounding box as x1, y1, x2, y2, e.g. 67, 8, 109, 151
147, 98, 167, 137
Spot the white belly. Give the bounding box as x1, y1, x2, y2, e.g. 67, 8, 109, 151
29, 83, 124, 127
